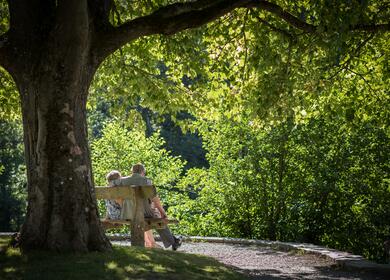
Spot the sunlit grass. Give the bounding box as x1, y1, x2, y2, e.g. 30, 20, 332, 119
0, 236, 246, 280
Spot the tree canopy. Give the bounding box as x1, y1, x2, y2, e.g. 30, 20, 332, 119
0, 0, 389, 254
2, 1, 389, 122
84, 1, 389, 142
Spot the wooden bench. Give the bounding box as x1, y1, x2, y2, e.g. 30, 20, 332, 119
95, 185, 178, 247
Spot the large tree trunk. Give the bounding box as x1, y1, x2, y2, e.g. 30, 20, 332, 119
9, 1, 112, 252
17, 61, 111, 252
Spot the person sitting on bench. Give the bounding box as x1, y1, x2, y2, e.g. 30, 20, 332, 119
110, 164, 182, 251
105, 169, 160, 248
105, 170, 123, 220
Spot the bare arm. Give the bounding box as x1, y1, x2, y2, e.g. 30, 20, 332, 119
115, 198, 123, 207
151, 196, 167, 218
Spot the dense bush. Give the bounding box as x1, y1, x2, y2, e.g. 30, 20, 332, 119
171, 117, 390, 262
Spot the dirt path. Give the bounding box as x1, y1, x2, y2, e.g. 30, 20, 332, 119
113, 240, 386, 279
179, 242, 386, 280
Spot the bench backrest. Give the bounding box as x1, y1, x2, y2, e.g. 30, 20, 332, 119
95, 184, 155, 221
95, 185, 155, 200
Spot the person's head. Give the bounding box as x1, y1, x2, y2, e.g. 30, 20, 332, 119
106, 170, 121, 186
132, 163, 146, 176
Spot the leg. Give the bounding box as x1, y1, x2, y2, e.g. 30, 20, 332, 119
145, 230, 163, 248
144, 205, 181, 250
144, 230, 153, 248
156, 226, 176, 248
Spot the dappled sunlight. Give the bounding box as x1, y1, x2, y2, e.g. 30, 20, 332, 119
0, 237, 245, 279
105, 260, 119, 270
202, 265, 226, 273
104, 247, 245, 279
3, 267, 16, 273
5, 247, 21, 257
104, 261, 131, 279
123, 265, 136, 273
152, 264, 171, 273
133, 252, 151, 261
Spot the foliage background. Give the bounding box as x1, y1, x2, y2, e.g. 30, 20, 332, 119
171, 115, 390, 261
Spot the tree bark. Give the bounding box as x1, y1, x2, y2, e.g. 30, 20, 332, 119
8, 0, 113, 252
17, 58, 111, 252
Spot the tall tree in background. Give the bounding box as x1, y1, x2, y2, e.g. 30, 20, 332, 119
0, 0, 388, 252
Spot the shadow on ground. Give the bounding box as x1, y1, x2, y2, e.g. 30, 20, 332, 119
0, 237, 247, 280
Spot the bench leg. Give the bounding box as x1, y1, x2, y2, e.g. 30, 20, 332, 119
131, 188, 145, 247
131, 222, 145, 247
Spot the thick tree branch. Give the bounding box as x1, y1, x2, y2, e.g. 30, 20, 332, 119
353, 23, 390, 32
93, 0, 300, 58
245, 1, 316, 33
255, 15, 294, 40
246, 1, 390, 33
95, 0, 390, 62
151, 0, 220, 18
95, 0, 249, 60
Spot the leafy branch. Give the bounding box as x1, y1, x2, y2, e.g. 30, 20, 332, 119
241, 10, 250, 82
96, 0, 247, 61
95, 0, 389, 64
255, 15, 294, 41
327, 34, 375, 81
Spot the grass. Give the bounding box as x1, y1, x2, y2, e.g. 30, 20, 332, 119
0, 236, 247, 280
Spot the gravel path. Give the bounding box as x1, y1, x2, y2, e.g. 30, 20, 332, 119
113, 241, 387, 280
